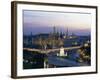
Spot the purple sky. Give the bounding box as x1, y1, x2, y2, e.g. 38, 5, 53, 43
23, 10, 91, 36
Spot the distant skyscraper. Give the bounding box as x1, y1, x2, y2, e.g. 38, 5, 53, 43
30, 32, 33, 44
53, 26, 56, 34
66, 28, 68, 36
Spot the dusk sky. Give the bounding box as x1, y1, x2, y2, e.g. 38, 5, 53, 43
23, 10, 91, 36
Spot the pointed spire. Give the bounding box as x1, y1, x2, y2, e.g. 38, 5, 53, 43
66, 28, 68, 36
53, 26, 56, 34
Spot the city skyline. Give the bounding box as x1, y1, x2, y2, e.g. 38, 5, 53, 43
23, 10, 91, 36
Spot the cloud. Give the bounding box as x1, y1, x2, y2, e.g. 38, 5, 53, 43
23, 10, 91, 35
